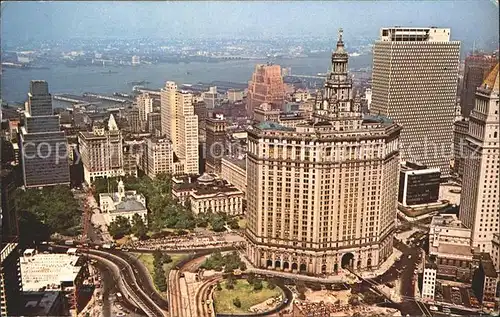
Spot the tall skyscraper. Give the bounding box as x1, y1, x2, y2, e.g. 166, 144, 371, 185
205, 113, 226, 174
245, 30, 401, 275
460, 53, 498, 118
144, 138, 173, 179
161, 81, 199, 175
371, 27, 460, 178
19, 81, 70, 188
247, 64, 285, 118
137, 92, 153, 128
78, 115, 124, 184
459, 64, 499, 254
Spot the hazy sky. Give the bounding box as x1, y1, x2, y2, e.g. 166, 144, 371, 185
1, 1, 498, 49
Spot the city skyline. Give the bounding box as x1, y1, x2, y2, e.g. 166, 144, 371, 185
1, 1, 498, 51
1, 1, 499, 316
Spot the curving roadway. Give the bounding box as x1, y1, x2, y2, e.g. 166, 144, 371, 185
87, 249, 167, 316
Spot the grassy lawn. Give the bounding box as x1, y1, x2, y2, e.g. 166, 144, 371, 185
237, 218, 247, 229
132, 252, 189, 286
214, 280, 283, 314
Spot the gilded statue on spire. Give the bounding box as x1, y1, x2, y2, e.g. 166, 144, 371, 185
338, 28, 343, 42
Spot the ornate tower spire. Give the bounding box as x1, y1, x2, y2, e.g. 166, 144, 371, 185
314, 28, 357, 117
336, 28, 344, 52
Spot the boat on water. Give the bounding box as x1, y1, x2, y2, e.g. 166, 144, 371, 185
101, 70, 118, 74
128, 80, 151, 85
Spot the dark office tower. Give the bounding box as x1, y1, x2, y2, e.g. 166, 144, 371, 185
205, 113, 226, 174
371, 27, 460, 178
460, 53, 498, 117
26, 80, 52, 116
19, 81, 70, 188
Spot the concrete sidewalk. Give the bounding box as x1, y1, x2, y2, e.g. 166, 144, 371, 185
360, 248, 403, 279
239, 250, 402, 284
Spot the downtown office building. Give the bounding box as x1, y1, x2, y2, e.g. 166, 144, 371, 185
19, 81, 70, 188
371, 27, 460, 178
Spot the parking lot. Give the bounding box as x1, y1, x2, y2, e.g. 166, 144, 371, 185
435, 282, 480, 309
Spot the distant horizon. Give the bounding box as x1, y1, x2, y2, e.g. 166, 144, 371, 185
1, 1, 498, 51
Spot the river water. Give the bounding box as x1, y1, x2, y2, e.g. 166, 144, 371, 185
1, 54, 372, 103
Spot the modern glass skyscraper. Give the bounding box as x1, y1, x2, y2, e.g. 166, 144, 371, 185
371, 27, 460, 178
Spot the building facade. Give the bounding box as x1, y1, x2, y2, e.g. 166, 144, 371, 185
459, 64, 499, 254
429, 215, 474, 281
421, 262, 437, 301
146, 112, 161, 135
205, 114, 226, 174
247, 64, 285, 118
20, 81, 70, 188
472, 253, 498, 309
122, 143, 139, 178
128, 107, 141, 133
492, 233, 500, 274
460, 53, 498, 118
144, 138, 173, 179
245, 30, 401, 275
452, 118, 469, 179
160, 81, 199, 175
203, 87, 218, 109
227, 89, 244, 103
137, 93, 153, 128
172, 173, 244, 215
221, 156, 247, 198
398, 162, 441, 207
78, 115, 124, 184
371, 27, 460, 178
98, 180, 147, 226
0, 243, 22, 317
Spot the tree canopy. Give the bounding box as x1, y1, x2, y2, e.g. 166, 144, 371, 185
108, 216, 132, 239
94, 173, 238, 235
15, 186, 81, 245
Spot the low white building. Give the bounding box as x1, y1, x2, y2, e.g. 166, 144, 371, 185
98, 180, 148, 225
421, 261, 438, 302
20, 249, 85, 292
172, 173, 244, 215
